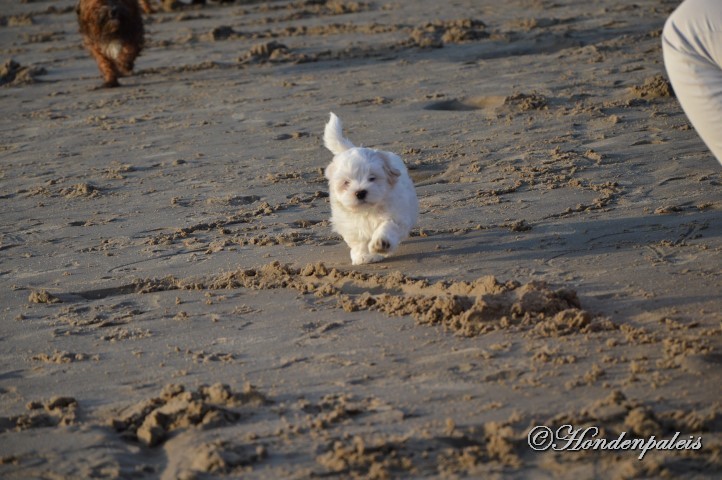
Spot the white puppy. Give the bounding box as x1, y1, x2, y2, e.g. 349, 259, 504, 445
323, 112, 418, 265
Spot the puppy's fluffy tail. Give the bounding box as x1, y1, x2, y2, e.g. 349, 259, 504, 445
323, 112, 355, 155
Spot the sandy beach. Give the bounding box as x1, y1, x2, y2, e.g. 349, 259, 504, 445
1, 0, 721, 478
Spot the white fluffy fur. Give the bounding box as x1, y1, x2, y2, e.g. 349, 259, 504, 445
102, 40, 122, 61
323, 112, 418, 265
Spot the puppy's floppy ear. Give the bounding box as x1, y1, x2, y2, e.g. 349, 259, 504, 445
375, 150, 402, 186
324, 112, 355, 155
324, 161, 337, 181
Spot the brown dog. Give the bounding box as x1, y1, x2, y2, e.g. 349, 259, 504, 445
76, 0, 153, 88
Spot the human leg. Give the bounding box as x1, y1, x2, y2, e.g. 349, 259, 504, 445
662, 0, 722, 165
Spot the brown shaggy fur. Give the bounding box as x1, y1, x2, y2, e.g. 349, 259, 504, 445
76, 0, 153, 88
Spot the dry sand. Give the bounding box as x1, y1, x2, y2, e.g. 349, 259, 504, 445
1, 0, 721, 478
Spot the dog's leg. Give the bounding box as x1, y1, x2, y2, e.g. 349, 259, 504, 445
369, 221, 404, 255
138, 0, 155, 14
117, 44, 140, 77
88, 45, 119, 88
349, 242, 384, 265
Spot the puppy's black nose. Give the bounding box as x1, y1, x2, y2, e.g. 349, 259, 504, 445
355, 190, 367, 200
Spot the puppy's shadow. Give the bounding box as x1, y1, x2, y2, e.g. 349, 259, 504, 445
382, 234, 483, 266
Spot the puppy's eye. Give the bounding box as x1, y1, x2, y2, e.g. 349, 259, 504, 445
369, 177, 376, 182
343, 180, 350, 186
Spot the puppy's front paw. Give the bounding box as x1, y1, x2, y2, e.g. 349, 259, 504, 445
93, 80, 120, 90
351, 250, 384, 265
370, 236, 392, 254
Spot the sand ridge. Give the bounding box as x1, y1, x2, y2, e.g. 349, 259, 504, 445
63, 260, 614, 338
